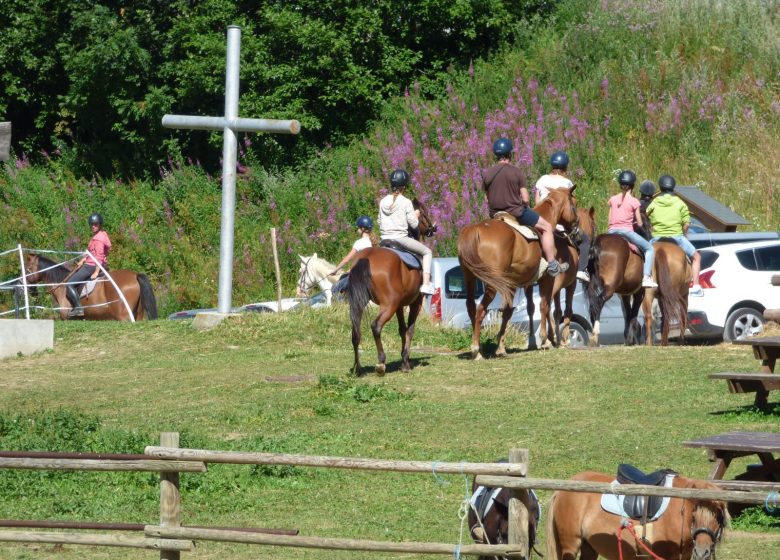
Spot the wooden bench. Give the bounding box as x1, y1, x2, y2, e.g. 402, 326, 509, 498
683, 431, 780, 481
711, 336, 780, 408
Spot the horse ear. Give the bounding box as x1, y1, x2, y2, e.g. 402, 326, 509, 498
299, 254, 306, 263
589, 206, 596, 218
313, 252, 317, 258
570, 184, 577, 195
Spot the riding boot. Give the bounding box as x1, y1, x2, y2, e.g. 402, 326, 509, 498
66, 285, 84, 317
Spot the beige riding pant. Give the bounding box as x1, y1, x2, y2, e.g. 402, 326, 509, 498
386, 237, 432, 275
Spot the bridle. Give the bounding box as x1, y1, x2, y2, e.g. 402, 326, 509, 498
297, 257, 317, 296
689, 504, 725, 559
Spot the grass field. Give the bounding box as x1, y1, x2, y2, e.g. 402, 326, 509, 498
0, 306, 779, 559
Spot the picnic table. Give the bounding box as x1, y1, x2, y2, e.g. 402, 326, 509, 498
683, 431, 780, 482
708, 336, 780, 408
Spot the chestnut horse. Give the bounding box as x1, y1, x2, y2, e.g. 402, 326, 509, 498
25, 253, 157, 321
457, 189, 579, 359
642, 241, 691, 346
546, 471, 728, 560
346, 199, 436, 375
539, 205, 597, 349
586, 234, 646, 346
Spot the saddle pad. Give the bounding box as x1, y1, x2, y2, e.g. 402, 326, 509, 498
79, 278, 99, 298
600, 474, 675, 521
493, 212, 538, 240
383, 247, 422, 269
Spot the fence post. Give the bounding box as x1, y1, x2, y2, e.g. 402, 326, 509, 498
507, 448, 529, 559
160, 432, 181, 560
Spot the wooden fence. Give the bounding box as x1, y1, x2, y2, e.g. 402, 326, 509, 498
0, 433, 775, 559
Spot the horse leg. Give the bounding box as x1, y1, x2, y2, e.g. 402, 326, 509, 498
472, 287, 496, 360
524, 286, 537, 350
371, 306, 396, 375
401, 296, 424, 372
495, 291, 516, 358
395, 307, 409, 373
538, 279, 554, 350
626, 293, 643, 345
642, 289, 656, 346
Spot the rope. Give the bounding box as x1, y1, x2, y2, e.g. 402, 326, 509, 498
617, 519, 666, 560
765, 491, 779, 513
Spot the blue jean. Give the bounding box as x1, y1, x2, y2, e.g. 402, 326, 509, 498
608, 228, 654, 277
651, 234, 696, 259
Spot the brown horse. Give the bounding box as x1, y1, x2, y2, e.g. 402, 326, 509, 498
25, 253, 157, 321
538, 205, 597, 349
346, 199, 436, 375
546, 471, 728, 560
587, 234, 646, 346
642, 241, 691, 345
457, 188, 579, 359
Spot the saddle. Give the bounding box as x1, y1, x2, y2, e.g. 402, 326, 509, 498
78, 270, 107, 298
470, 484, 540, 547
601, 464, 677, 522
654, 236, 693, 263
378, 240, 422, 270
492, 212, 538, 240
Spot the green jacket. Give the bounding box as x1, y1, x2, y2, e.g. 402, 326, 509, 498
647, 193, 690, 237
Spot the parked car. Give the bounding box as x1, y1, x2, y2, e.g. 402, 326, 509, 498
688, 230, 780, 250
167, 297, 307, 320
687, 239, 780, 341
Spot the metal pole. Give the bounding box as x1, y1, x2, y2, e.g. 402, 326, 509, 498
17, 244, 30, 320
217, 26, 241, 314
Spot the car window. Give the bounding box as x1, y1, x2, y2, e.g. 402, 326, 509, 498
736, 249, 757, 271
445, 266, 484, 299
699, 251, 719, 269
754, 245, 780, 271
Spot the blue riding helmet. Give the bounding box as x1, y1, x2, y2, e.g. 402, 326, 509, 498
618, 170, 637, 187
390, 169, 410, 189
356, 215, 373, 230
492, 137, 513, 158
550, 151, 570, 170
658, 174, 676, 192
639, 180, 657, 197
88, 213, 103, 226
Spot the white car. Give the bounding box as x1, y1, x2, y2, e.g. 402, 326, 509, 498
687, 240, 780, 341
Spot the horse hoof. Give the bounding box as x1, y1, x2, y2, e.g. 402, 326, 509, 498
495, 350, 507, 358
471, 348, 483, 360
375, 364, 386, 376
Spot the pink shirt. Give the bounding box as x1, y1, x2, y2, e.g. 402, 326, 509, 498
86, 230, 111, 266
607, 192, 640, 231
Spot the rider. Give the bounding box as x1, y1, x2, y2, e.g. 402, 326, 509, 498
606, 170, 658, 288
645, 174, 704, 296
483, 138, 567, 277
636, 179, 656, 239
534, 150, 588, 281
378, 169, 435, 295
66, 213, 112, 317
332, 215, 376, 275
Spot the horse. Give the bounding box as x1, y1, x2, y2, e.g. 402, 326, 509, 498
546, 471, 728, 560
537, 205, 597, 349
24, 253, 158, 321
346, 198, 436, 375
586, 234, 646, 346
642, 241, 691, 346
296, 253, 342, 306
457, 188, 579, 359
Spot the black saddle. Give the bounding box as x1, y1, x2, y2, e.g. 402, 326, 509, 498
378, 239, 422, 269
653, 237, 693, 262
616, 464, 677, 521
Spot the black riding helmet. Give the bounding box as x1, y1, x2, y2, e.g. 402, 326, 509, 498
492, 137, 513, 158
88, 213, 103, 226
618, 170, 637, 187
658, 174, 676, 192
389, 169, 410, 190
639, 180, 657, 197
550, 151, 569, 170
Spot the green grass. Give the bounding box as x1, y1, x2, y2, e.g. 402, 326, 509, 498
0, 308, 778, 558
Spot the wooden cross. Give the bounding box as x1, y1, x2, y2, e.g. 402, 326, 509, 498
162, 26, 300, 314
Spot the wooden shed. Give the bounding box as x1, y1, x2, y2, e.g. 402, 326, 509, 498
675, 185, 751, 232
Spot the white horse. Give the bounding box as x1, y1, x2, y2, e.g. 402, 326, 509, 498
296, 254, 342, 306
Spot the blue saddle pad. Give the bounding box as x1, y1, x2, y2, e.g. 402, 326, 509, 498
381, 246, 422, 269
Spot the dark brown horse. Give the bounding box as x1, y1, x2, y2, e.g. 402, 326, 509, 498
25, 253, 157, 321
642, 241, 691, 346
457, 189, 579, 359
546, 471, 728, 560
346, 199, 436, 375
587, 234, 646, 346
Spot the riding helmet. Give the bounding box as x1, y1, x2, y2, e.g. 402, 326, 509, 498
550, 151, 570, 170
356, 215, 373, 230
618, 170, 637, 187
658, 174, 676, 192
492, 137, 513, 158
389, 169, 410, 190
88, 213, 103, 226
639, 180, 657, 197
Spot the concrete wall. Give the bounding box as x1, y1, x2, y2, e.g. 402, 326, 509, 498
0, 320, 54, 359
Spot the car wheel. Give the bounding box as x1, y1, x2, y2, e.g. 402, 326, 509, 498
723, 307, 764, 342
564, 321, 590, 348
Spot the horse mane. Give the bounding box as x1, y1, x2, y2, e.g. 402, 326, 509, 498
680, 476, 731, 532
33, 255, 72, 284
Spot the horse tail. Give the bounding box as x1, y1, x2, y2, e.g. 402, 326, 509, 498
137, 274, 158, 320
586, 238, 609, 325
457, 225, 515, 305
654, 248, 686, 333
545, 492, 561, 560
347, 257, 372, 333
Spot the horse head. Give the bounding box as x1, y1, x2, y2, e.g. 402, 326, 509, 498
539, 189, 579, 233
24, 253, 43, 284
690, 493, 728, 560
411, 198, 438, 241
297, 254, 317, 297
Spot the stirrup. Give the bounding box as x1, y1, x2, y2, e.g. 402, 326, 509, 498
69, 307, 84, 318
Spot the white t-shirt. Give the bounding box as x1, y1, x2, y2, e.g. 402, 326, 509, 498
352, 237, 372, 252
534, 173, 574, 203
